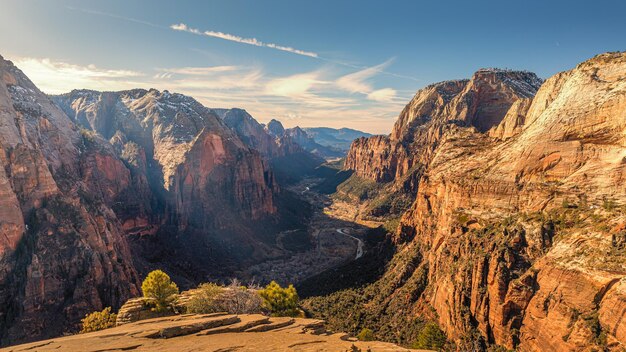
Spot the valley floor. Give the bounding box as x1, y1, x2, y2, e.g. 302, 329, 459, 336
241, 177, 373, 285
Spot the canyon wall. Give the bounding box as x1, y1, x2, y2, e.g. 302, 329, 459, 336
343, 52, 626, 351
0, 56, 308, 345
0, 55, 141, 344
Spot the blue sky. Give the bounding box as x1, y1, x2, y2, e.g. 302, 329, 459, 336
1, 0, 624, 133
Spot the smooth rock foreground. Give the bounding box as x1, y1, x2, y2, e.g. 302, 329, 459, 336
2, 314, 426, 351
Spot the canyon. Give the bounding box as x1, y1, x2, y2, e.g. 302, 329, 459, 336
1, 50, 625, 352
0, 54, 341, 345
305, 52, 626, 351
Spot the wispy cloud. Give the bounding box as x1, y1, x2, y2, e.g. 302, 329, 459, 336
13, 57, 145, 94
153, 66, 239, 79
170, 23, 318, 58
156, 66, 239, 75
66, 6, 165, 29
265, 71, 326, 98
337, 59, 392, 94
65, 7, 420, 84
367, 88, 397, 102
336, 59, 398, 102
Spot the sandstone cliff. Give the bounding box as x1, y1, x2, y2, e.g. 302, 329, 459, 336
0, 57, 310, 346
336, 52, 626, 351
0, 55, 141, 344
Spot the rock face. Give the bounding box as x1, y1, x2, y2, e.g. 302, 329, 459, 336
0, 55, 141, 344
266, 118, 286, 138
0, 57, 308, 346
219, 109, 314, 160
342, 53, 626, 351
52, 90, 294, 277
53, 90, 278, 226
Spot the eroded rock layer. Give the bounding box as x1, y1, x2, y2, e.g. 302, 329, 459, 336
0, 55, 141, 345
0, 56, 305, 346
341, 53, 626, 351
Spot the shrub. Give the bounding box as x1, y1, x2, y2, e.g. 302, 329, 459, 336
412, 322, 447, 350
357, 328, 375, 341
80, 307, 117, 333
141, 270, 179, 312
258, 281, 300, 317
220, 279, 263, 314
186, 283, 223, 314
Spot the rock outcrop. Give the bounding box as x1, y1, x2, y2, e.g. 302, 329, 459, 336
7, 313, 421, 352
339, 52, 626, 351
0, 55, 141, 345
53, 90, 278, 225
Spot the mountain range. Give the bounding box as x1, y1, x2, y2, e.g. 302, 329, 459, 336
0, 51, 625, 352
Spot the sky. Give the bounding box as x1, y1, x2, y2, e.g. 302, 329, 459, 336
0, 0, 624, 134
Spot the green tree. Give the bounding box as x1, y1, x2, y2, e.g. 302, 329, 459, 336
258, 281, 299, 317
357, 328, 375, 341
412, 322, 447, 350
80, 307, 117, 333
141, 270, 179, 312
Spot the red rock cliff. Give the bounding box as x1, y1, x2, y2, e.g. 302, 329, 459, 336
343, 53, 626, 351
0, 56, 140, 345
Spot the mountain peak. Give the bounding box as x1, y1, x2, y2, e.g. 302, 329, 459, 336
266, 119, 285, 137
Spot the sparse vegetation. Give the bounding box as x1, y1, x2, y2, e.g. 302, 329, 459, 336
80, 307, 117, 333
219, 279, 263, 314
185, 279, 263, 315
258, 281, 300, 317
334, 174, 383, 202
141, 270, 179, 312
302, 243, 428, 346
186, 283, 224, 314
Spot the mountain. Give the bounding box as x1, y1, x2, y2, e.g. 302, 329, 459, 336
51, 91, 318, 281
0, 55, 142, 344
213, 110, 324, 183
303, 127, 373, 152
304, 53, 626, 351
0, 55, 313, 345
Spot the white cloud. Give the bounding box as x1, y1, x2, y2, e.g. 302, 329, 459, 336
156, 66, 239, 76
13, 57, 144, 94
336, 59, 392, 94
170, 23, 318, 58
367, 88, 397, 102
265, 71, 326, 97
336, 59, 398, 102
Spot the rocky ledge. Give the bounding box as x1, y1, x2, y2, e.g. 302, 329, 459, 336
3, 313, 426, 352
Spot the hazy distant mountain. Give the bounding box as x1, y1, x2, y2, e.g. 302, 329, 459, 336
214, 110, 324, 183
302, 127, 373, 152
